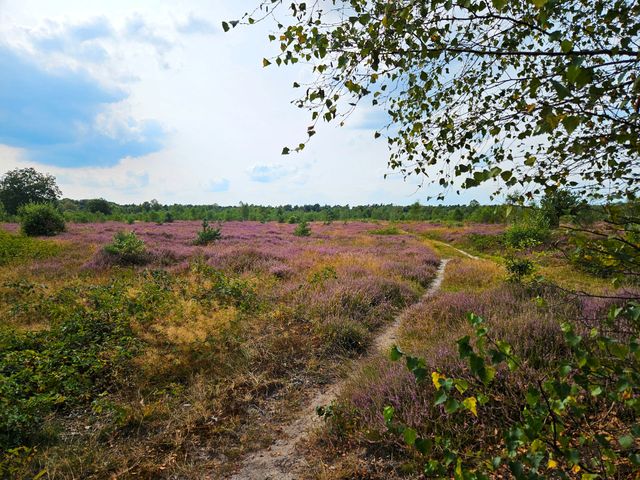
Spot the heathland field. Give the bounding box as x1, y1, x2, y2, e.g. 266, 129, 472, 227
0, 220, 637, 479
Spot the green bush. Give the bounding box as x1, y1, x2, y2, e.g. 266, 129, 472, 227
194, 220, 221, 245
294, 220, 311, 237
503, 218, 550, 249
104, 231, 149, 265
19, 203, 65, 237
505, 257, 535, 282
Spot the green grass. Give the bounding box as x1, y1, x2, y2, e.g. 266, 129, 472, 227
0, 230, 62, 266
370, 226, 404, 235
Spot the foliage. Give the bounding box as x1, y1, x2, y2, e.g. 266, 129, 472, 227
194, 219, 222, 245
568, 203, 640, 280
0, 168, 62, 215
0, 230, 61, 266
231, 0, 640, 202
505, 257, 536, 283
19, 203, 65, 237
293, 219, 311, 237
86, 198, 113, 215
503, 216, 550, 249
0, 281, 138, 450
103, 231, 149, 265
387, 305, 640, 479
540, 189, 585, 228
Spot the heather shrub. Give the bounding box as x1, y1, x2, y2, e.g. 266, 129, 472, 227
19, 203, 65, 237
318, 317, 369, 356
294, 220, 311, 237
103, 231, 149, 266
209, 247, 283, 274
194, 219, 221, 245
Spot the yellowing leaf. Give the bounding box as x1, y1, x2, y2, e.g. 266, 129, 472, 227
572, 465, 581, 474
547, 459, 558, 469
431, 371, 445, 390
463, 396, 478, 416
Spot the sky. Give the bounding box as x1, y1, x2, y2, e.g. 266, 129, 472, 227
0, 0, 494, 206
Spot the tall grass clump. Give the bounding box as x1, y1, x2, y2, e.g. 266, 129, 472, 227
19, 203, 65, 237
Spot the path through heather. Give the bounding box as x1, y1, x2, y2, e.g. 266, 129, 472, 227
226, 258, 451, 480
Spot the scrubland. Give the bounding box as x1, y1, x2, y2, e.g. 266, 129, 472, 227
1, 220, 636, 479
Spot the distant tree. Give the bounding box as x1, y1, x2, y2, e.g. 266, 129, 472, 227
294, 219, 311, 237
540, 189, 583, 227
240, 202, 250, 221
86, 198, 113, 215
0, 168, 62, 215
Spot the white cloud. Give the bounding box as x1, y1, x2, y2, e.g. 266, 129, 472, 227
0, 0, 494, 206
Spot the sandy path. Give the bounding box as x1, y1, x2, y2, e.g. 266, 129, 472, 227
226, 259, 450, 480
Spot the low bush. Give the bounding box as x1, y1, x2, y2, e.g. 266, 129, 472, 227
505, 256, 535, 282
103, 231, 149, 265
194, 220, 221, 245
19, 203, 65, 237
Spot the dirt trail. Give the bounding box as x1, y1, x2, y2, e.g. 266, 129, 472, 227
227, 259, 450, 480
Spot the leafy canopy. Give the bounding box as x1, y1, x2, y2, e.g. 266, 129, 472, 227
230, 0, 640, 201
0, 168, 62, 215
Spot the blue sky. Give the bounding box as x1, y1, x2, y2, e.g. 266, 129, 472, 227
0, 0, 495, 205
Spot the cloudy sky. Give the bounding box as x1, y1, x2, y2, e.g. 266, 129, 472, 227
0, 0, 492, 206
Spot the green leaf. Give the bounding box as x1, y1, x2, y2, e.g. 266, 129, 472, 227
281, 147, 290, 155
562, 116, 580, 134
389, 345, 403, 361
263, 58, 272, 67
415, 437, 433, 455
492, 0, 507, 10
560, 40, 573, 53
221, 21, 230, 32
403, 427, 417, 446
619, 434, 634, 449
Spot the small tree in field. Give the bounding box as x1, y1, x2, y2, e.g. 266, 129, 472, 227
0, 168, 62, 215
294, 220, 311, 237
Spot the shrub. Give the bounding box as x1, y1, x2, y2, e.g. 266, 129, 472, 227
194, 219, 221, 245
103, 231, 149, 265
19, 203, 65, 236
294, 220, 311, 237
503, 217, 550, 249
505, 256, 535, 282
